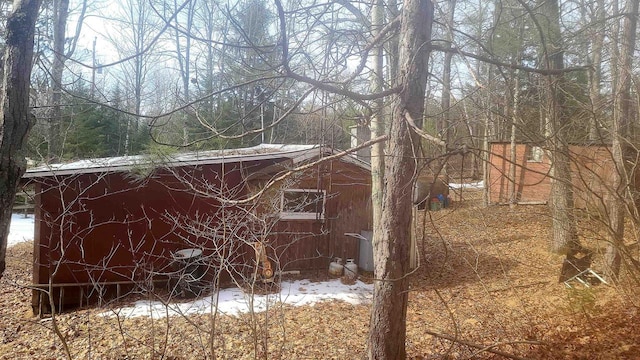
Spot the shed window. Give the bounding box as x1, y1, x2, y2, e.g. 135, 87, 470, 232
280, 189, 326, 220
527, 146, 543, 162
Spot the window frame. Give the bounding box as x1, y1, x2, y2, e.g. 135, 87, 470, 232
280, 188, 326, 220
527, 145, 544, 163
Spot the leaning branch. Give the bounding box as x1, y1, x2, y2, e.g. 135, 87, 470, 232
404, 111, 446, 147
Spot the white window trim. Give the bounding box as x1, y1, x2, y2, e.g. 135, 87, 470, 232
280, 188, 326, 220
527, 146, 543, 163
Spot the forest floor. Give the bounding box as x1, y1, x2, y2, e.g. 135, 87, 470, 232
1, 189, 640, 359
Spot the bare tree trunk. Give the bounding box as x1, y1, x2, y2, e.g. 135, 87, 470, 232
386, 0, 399, 81
173, 0, 195, 146
440, 0, 455, 181
50, 0, 86, 159
548, 148, 579, 254
483, 111, 490, 206
509, 73, 519, 208
48, 0, 69, 161
0, 0, 41, 278
536, 0, 581, 256
588, 0, 605, 142
509, 19, 525, 208
370, 0, 384, 237
460, 100, 480, 180
482, 63, 494, 207
606, 0, 638, 279
368, 0, 433, 358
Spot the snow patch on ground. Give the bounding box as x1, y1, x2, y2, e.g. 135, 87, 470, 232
449, 181, 484, 189
102, 279, 373, 319
8, 213, 34, 247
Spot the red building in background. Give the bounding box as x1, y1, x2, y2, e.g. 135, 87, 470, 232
24, 144, 372, 313
487, 142, 618, 210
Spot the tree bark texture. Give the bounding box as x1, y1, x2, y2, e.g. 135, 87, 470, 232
367, 0, 433, 359
370, 0, 385, 241
537, 0, 580, 255
587, 0, 605, 142
439, 0, 455, 183
48, 0, 69, 161
0, 0, 41, 278
509, 73, 519, 207
606, 0, 639, 279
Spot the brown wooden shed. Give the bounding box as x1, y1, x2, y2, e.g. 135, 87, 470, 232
487, 142, 617, 209
23, 144, 372, 313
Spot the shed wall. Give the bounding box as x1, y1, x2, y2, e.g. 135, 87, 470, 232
488, 143, 615, 209
30, 157, 372, 311
249, 160, 372, 274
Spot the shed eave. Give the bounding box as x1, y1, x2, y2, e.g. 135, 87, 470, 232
23, 144, 375, 179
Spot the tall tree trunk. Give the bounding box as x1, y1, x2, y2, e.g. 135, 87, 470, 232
587, 0, 605, 142
0, 0, 41, 278
370, 0, 384, 245
508, 74, 518, 208
386, 0, 399, 82
50, 0, 86, 158
173, 0, 195, 146
460, 100, 480, 180
606, 0, 639, 279
483, 103, 491, 206
48, 0, 69, 161
537, 0, 581, 255
509, 20, 525, 208
440, 0, 455, 181
368, 0, 433, 358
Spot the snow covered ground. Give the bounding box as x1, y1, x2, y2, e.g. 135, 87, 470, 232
102, 278, 373, 319
8, 213, 372, 318
449, 180, 484, 189
8, 213, 34, 247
